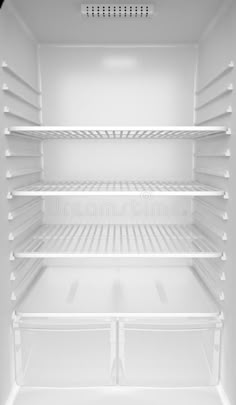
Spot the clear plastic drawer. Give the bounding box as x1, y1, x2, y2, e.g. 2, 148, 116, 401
13, 316, 222, 388
14, 318, 115, 387
119, 318, 222, 387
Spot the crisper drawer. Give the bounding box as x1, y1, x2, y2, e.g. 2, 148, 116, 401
119, 318, 223, 387
13, 317, 114, 387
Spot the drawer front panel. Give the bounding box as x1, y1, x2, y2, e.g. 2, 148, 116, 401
119, 322, 221, 387
14, 321, 113, 387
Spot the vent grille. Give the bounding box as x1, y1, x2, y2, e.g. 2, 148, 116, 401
81, 4, 154, 18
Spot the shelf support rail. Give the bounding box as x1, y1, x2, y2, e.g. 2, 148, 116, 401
196, 106, 232, 126
8, 199, 42, 221
195, 214, 227, 241
194, 199, 228, 221
4, 106, 40, 126
2, 84, 41, 111
2, 61, 41, 95
196, 61, 234, 95
196, 84, 233, 111
8, 214, 42, 241
194, 262, 224, 302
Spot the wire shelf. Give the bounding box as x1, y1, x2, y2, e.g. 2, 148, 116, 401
14, 224, 221, 259
8, 126, 228, 140
12, 181, 225, 197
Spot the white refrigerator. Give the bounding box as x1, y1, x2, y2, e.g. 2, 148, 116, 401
0, 1, 235, 404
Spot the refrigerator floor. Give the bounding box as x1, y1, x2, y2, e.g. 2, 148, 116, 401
11, 387, 225, 405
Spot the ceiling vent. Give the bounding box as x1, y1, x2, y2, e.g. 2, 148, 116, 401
81, 4, 154, 18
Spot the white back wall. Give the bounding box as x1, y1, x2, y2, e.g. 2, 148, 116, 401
43, 139, 192, 182
39, 45, 197, 126
43, 138, 193, 225
40, 45, 196, 225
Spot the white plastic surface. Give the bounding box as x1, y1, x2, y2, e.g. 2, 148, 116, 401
17, 266, 220, 317
11, 0, 224, 45
12, 387, 224, 405
39, 46, 196, 126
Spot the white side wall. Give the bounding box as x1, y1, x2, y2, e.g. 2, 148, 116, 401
0, 3, 39, 404
197, 3, 236, 404
39, 45, 197, 126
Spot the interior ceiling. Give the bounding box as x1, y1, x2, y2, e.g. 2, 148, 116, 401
11, 0, 224, 44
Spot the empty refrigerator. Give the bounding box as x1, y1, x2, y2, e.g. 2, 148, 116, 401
0, 1, 235, 404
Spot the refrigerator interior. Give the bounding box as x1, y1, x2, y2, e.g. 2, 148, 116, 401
0, 1, 235, 405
